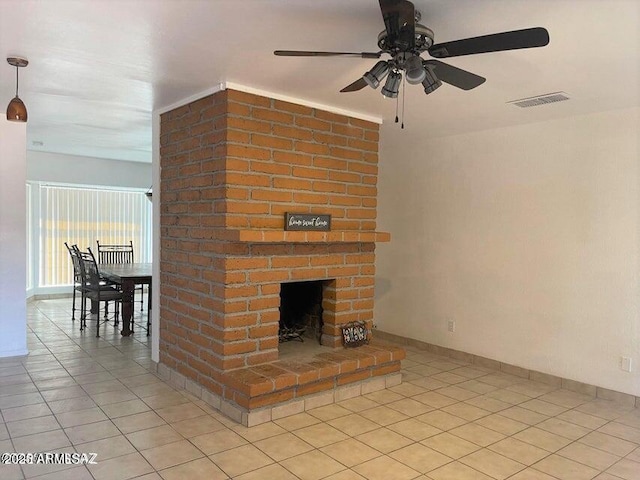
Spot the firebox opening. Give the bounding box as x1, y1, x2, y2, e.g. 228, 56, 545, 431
279, 280, 324, 344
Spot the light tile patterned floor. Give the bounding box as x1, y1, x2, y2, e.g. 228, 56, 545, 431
0, 298, 639, 479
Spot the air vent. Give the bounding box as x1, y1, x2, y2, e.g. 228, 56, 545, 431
508, 92, 570, 108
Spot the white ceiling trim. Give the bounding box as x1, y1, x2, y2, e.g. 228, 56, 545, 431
155, 83, 226, 116
155, 81, 382, 125
224, 82, 383, 125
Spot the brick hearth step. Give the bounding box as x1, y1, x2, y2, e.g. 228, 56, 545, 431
220, 342, 405, 409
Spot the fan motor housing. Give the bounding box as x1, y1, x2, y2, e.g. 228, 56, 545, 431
377, 24, 434, 52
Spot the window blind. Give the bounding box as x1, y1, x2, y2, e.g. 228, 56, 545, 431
40, 185, 152, 287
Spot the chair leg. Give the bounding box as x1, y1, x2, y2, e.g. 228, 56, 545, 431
96, 301, 100, 338
114, 301, 120, 326
71, 287, 76, 321
84, 294, 88, 330
146, 285, 152, 336
135, 285, 144, 312
80, 292, 86, 331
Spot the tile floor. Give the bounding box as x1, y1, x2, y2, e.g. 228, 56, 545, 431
0, 298, 639, 480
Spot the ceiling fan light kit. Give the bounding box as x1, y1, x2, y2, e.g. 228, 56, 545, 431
364, 60, 390, 89
275, 0, 549, 104
381, 71, 402, 98
422, 64, 441, 94
6, 56, 29, 123
404, 54, 427, 84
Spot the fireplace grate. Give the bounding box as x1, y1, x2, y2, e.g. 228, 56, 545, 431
279, 325, 306, 343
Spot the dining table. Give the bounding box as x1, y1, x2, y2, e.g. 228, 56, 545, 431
98, 263, 152, 336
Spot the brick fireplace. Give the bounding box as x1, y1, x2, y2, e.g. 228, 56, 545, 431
158, 88, 405, 425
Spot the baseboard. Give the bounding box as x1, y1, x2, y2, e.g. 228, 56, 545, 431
31, 293, 73, 301
373, 329, 640, 408
0, 349, 29, 359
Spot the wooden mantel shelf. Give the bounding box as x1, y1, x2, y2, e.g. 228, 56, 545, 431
217, 230, 391, 243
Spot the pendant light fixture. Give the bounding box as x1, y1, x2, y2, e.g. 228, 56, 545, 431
6, 57, 29, 123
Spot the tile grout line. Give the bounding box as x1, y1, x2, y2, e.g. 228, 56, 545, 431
4, 299, 638, 480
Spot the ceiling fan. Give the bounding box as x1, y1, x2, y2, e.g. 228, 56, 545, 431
274, 0, 549, 98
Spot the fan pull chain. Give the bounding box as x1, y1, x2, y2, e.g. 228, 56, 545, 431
401, 74, 406, 129
395, 92, 399, 124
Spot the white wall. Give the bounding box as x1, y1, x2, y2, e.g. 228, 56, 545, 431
0, 115, 28, 357
376, 107, 640, 396
27, 151, 151, 188
151, 112, 160, 364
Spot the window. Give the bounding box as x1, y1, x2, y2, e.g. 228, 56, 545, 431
39, 185, 152, 287
26, 183, 33, 290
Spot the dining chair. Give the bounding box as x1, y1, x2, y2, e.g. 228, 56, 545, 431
96, 240, 146, 312
64, 242, 83, 321
77, 247, 124, 337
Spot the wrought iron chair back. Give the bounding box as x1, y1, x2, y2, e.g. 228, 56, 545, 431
64, 242, 82, 321
79, 248, 103, 290
97, 240, 147, 313
76, 247, 123, 337
65, 242, 82, 283
96, 240, 134, 265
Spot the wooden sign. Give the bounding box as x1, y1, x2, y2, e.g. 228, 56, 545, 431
284, 213, 331, 231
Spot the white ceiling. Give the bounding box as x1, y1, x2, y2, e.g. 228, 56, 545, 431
1, 0, 639, 163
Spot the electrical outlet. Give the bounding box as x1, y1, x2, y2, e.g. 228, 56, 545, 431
447, 320, 455, 333
620, 356, 632, 372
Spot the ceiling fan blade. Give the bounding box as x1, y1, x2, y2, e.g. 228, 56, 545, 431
340, 77, 368, 93
274, 50, 381, 59
424, 60, 486, 90
379, 0, 416, 50
428, 27, 550, 58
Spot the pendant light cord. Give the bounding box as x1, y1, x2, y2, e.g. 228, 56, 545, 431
15, 66, 19, 97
